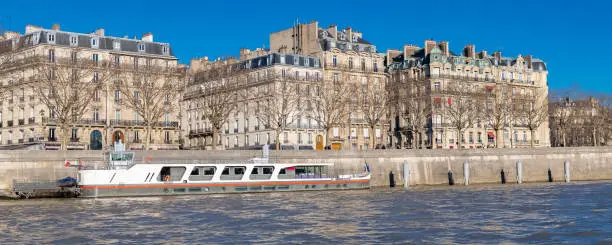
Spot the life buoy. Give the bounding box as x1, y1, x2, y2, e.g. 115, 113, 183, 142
163, 175, 171, 182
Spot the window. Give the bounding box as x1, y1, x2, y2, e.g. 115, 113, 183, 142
469, 132, 474, 144
478, 132, 482, 144
70, 36, 77, 46
48, 49, 55, 62
333, 127, 339, 137
332, 55, 337, 67
92, 54, 99, 64
91, 38, 98, 47
71, 51, 77, 63
113, 41, 121, 50
295, 71, 299, 80
93, 109, 99, 121
165, 131, 170, 143
280, 55, 286, 64
71, 128, 78, 139
48, 33, 55, 43
364, 128, 369, 138
348, 57, 353, 69
373, 62, 378, 72
333, 73, 339, 83
162, 45, 168, 54
298, 133, 302, 144
502, 71, 506, 80
376, 128, 381, 139
234, 167, 245, 175
114, 90, 120, 101
114, 55, 120, 66
522, 131, 527, 143
115, 109, 121, 121
93, 72, 99, 82
138, 43, 145, 51
134, 112, 139, 121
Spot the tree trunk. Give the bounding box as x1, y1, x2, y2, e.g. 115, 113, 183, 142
530, 129, 535, 148
370, 126, 375, 149
495, 128, 503, 148
593, 127, 597, 146
419, 131, 424, 149
276, 130, 281, 150
211, 130, 217, 150
325, 127, 331, 149
61, 125, 68, 151
145, 125, 152, 150
456, 129, 462, 150
562, 130, 567, 147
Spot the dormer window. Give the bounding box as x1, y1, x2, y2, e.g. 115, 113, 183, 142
113, 41, 121, 50
339, 32, 346, 41
352, 34, 358, 42
70, 36, 78, 46
91, 38, 98, 48
162, 45, 168, 54
47, 33, 56, 44
138, 43, 145, 52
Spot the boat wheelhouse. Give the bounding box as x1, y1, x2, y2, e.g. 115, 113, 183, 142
77, 145, 370, 197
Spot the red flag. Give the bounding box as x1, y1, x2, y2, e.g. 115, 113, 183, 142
64, 160, 71, 167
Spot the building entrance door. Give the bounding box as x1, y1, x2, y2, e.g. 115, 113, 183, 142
315, 135, 324, 150
90, 130, 103, 150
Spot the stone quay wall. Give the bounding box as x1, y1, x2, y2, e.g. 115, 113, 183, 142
0, 147, 611, 196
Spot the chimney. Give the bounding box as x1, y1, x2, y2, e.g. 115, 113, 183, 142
525, 54, 533, 69
25, 24, 42, 34
403, 44, 419, 59
95, 28, 105, 36
386, 49, 402, 65
326, 25, 337, 39
142, 32, 153, 42
463, 44, 475, 58
345, 27, 353, 42
493, 51, 502, 64
438, 41, 449, 56
52, 24, 60, 31
424, 40, 436, 56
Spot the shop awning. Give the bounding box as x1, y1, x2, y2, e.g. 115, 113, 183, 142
487, 132, 495, 138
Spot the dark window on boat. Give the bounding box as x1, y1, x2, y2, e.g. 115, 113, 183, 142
222, 168, 230, 175
279, 169, 286, 174
251, 167, 258, 175
234, 167, 245, 175
263, 167, 274, 175
190, 168, 199, 175
203, 167, 215, 175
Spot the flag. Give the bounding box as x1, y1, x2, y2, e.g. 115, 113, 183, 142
64, 160, 71, 167
286, 166, 295, 171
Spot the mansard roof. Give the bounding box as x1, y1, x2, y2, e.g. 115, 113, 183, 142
0, 29, 175, 58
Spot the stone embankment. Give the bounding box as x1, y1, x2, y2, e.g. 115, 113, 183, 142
0, 147, 611, 196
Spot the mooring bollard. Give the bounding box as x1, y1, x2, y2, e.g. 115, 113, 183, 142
516, 160, 523, 184
564, 160, 571, 183
548, 168, 553, 182
500, 169, 506, 184
463, 161, 470, 186
389, 171, 396, 188
403, 161, 410, 188
448, 171, 454, 185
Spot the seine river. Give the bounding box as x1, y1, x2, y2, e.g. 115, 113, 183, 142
1, 182, 611, 244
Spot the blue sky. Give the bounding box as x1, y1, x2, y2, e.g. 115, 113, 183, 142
1, 0, 610, 93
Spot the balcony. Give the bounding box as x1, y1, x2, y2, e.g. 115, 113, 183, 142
18, 139, 24, 144
164, 140, 172, 144
48, 137, 57, 142
7, 120, 13, 127
28, 117, 35, 124
132, 139, 142, 143
70, 137, 80, 142
28, 138, 35, 143
18, 119, 24, 125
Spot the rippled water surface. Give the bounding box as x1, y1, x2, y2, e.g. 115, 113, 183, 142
1, 182, 611, 244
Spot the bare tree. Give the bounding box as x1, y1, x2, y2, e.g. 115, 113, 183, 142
484, 84, 509, 148
256, 78, 299, 150
588, 94, 611, 146
36, 58, 110, 150
397, 75, 431, 149
549, 88, 576, 147
361, 79, 388, 148
310, 78, 352, 148
192, 80, 237, 150
115, 66, 184, 150
515, 93, 548, 148
442, 83, 485, 149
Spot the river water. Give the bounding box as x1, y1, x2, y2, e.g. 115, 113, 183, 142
1, 182, 611, 245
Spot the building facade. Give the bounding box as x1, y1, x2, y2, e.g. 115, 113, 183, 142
184, 51, 324, 150
0, 24, 183, 150
270, 21, 389, 150
387, 40, 550, 149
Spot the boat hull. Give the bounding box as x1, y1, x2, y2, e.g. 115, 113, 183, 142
79, 179, 370, 198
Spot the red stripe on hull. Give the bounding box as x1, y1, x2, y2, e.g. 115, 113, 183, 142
80, 179, 369, 190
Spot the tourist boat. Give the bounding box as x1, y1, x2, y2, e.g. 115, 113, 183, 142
77, 146, 371, 198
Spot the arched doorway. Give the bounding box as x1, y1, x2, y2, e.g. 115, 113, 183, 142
113, 131, 125, 145
90, 130, 103, 150
315, 135, 324, 150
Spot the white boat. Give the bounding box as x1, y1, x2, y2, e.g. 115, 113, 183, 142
77, 145, 371, 198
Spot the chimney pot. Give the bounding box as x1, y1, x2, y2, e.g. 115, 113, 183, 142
95, 28, 105, 36
52, 24, 60, 31
142, 32, 153, 42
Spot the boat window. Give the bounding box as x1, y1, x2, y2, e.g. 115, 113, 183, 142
190, 168, 199, 175
279, 169, 286, 174
234, 167, 245, 175
203, 167, 215, 175
263, 167, 274, 175
222, 167, 230, 175
251, 167, 258, 175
